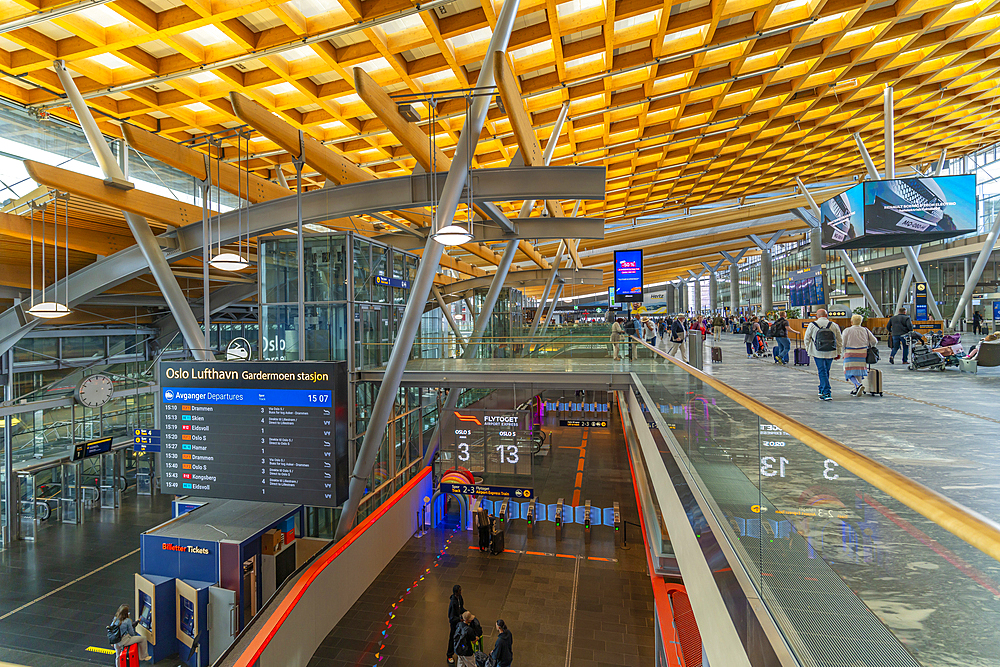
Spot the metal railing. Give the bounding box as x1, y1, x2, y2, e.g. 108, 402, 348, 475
628, 335, 1000, 667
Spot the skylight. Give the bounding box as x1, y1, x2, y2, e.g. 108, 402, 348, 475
90, 53, 130, 70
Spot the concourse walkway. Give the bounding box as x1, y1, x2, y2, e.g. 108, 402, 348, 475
0, 489, 173, 666
705, 331, 1000, 524
307, 421, 654, 667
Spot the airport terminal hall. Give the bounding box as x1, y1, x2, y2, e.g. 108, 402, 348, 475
5, 0, 1000, 665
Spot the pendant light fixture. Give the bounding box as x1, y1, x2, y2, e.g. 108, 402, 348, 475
432, 95, 473, 246
210, 131, 251, 272
27, 194, 70, 319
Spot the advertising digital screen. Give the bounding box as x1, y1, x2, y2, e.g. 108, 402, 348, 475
823, 175, 977, 248
614, 249, 643, 302
865, 174, 976, 239
820, 184, 864, 248
158, 361, 349, 506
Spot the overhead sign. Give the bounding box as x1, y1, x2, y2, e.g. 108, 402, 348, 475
788, 266, 825, 307
225, 338, 253, 361
135, 443, 161, 453
823, 175, 977, 248
559, 419, 608, 427
72, 436, 113, 461
447, 409, 532, 476
614, 249, 643, 302
607, 286, 616, 308
440, 482, 534, 499
915, 282, 928, 321
374, 275, 410, 289
158, 361, 349, 507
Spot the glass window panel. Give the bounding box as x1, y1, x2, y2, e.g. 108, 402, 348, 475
261, 238, 298, 304
262, 304, 298, 360
354, 239, 371, 302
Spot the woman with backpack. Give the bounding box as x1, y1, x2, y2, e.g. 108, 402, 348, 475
109, 604, 151, 662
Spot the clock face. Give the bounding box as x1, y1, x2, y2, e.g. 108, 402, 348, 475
76, 374, 114, 408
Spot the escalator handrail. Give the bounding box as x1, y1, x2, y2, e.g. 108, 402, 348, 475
629, 335, 1000, 564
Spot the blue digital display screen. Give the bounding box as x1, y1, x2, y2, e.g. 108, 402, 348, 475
162, 388, 331, 407
614, 249, 643, 302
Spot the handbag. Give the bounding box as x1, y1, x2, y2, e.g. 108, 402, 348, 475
865, 345, 880, 365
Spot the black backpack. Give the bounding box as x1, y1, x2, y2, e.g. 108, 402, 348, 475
624, 319, 637, 336
814, 322, 837, 352
107, 621, 123, 646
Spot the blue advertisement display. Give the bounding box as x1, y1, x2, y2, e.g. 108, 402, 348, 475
821, 184, 864, 247
614, 249, 643, 302
994, 301, 1000, 322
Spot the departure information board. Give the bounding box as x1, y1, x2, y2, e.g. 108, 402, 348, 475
444, 408, 532, 476
158, 361, 348, 506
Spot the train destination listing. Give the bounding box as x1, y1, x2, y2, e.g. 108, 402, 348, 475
158, 361, 348, 506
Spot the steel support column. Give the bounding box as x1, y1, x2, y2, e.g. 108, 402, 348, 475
896, 152, 947, 314
837, 250, 885, 318
730, 264, 740, 313
965, 255, 973, 329
950, 209, 1000, 329
708, 272, 718, 312
54, 61, 212, 362
760, 251, 773, 314
3, 349, 12, 545
432, 285, 465, 350
524, 241, 564, 347
421, 240, 523, 468
335, 0, 521, 539
666, 284, 675, 313
541, 282, 564, 337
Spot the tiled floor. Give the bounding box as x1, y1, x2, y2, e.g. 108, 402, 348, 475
0, 489, 173, 666
308, 421, 655, 667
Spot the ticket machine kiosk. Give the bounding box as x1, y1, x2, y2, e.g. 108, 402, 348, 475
134, 573, 176, 663
176, 579, 211, 667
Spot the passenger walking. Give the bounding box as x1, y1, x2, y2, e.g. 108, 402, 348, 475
771, 311, 791, 365
712, 314, 724, 342
887, 307, 914, 365
743, 317, 761, 357
623, 314, 638, 360
973, 310, 983, 335
477, 508, 492, 551
447, 585, 466, 664
667, 314, 688, 362
842, 314, 879, 396
453, 611, 483, 667
610, 317, 625, 360
804, 309, 843, 401
490, 619, 514, 667
642, 316, 657, 352
110, 604, 151, 662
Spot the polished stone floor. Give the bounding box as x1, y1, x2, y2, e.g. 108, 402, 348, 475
0, 489, 173, 666
705, 331, 1000, 524
308, 423, 654, 667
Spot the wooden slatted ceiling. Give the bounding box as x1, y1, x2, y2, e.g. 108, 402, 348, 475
0, 0, 997, 283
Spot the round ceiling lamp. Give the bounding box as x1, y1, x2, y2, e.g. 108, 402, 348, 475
433, 224, 472, 246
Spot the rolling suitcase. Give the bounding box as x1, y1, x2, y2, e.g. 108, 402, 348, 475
793, 336, 809, 366
490, 527, 505, 555
711, 346, 722, 363
865, 367, 883, 396
118, 644, 140, 667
